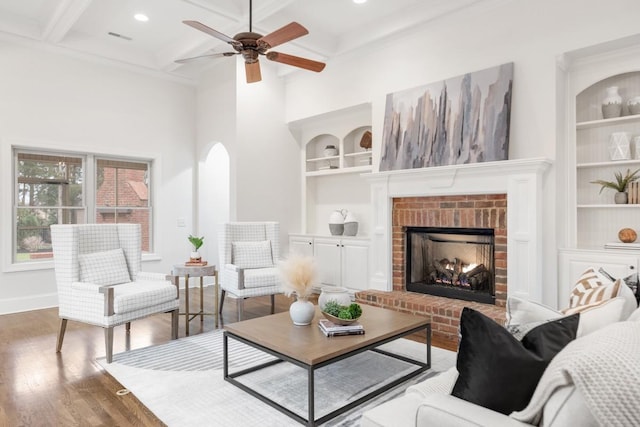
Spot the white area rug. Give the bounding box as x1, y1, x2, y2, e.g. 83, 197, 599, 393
98, 330, 456, 426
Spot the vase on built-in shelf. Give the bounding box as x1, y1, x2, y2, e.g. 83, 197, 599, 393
628, 96, 640, 115
329, 209, 346, 235
602, 86, 623, 119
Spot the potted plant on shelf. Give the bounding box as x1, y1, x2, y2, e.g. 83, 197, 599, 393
188, 235, 204, 261
591, 168, 640, 204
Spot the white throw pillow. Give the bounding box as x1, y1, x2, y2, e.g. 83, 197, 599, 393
79, 248, 131, 286
505, 295, 627, 338
232, 240, 273, 269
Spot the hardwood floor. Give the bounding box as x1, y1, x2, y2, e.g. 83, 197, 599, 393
0, 287, 455, 426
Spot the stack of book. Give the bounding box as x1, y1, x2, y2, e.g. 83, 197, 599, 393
318, 319, 365, 337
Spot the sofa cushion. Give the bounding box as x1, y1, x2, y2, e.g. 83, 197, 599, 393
451, 308, 579, 415
232, 240, 273, 269
506, 296, 627, 337
541, 385, 599, 427
79, 248, 131, 286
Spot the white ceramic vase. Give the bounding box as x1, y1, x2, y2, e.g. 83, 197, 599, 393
289, 297, 315, 326
190, 251, 201, 260
602, 86, 623, 119
343, 211, 358, 236
608, 132, 631, 160
329, 209, 346, 236
318, 287, 351, 311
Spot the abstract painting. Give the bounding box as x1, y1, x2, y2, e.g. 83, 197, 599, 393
379, 62, 513, 171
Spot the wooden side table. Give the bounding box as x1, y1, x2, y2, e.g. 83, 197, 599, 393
170, 264, 218, 335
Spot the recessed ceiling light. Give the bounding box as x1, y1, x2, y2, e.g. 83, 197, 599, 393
134, 13, 149, 22
353, 0, 367, 4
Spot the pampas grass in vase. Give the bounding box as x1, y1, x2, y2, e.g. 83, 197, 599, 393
278, 254, 318, 326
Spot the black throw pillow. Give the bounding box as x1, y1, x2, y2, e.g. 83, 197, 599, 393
451, 307, 579, 415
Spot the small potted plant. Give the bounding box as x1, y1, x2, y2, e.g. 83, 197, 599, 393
591, 168, 640, 204
188, 235, 204, 261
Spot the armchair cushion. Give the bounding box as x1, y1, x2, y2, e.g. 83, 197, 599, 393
232, 240, 273, 269
112, 281, 177, 314
79, 248, 130, 286
243, 267, 279, 289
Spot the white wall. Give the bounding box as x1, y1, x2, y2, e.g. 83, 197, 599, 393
0, 40, 196, 313
196, 61, 236, 268
234, 61, 301, 255
281, 0, 640, 306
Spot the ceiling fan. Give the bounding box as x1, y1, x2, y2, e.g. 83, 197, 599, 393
176, 0, 326, 83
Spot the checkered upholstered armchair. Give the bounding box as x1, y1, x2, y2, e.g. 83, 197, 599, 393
51, 224, 179, 363
218, 222, 281, 322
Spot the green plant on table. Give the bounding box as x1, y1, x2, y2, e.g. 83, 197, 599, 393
323, 301, 362, 319
591, 168, 640, 193
188, 235, 204, 251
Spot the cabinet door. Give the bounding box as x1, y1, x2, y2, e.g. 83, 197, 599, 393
341, 240, 369, 290
558, 249, 637, 307
289, 236, 314, 257
314, 238, 341, 286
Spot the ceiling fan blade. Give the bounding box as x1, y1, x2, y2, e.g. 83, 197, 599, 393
266, 52, 326, 73
175, 52, 237, 64
245, 61, 262, 83
258, 22, 308, 49
183, 20, 239, 46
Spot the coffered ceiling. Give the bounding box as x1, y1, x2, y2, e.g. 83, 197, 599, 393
0, 0, 487, 83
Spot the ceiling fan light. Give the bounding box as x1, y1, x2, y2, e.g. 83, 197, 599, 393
134, 13, 149, 22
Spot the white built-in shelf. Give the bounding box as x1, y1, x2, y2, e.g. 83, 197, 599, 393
305, 165, 371, 177
576, 113, 640, 130
344, 151, 372, 158
577, 204, 640, 208
577, 159, 640, 168
307, 155, 339, 163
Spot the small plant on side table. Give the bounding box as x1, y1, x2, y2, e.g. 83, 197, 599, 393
188, 235, 204, 261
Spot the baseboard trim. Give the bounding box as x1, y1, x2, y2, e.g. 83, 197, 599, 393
0, 292, 58, 315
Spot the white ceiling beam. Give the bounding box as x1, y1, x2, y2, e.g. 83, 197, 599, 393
42, 0, 94, 43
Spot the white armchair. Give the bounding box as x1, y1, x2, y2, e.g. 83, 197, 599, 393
51, 224, 179, 363
218, 222, 282, 322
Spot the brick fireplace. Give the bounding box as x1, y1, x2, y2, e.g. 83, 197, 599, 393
357, 158, 551, 343
393, 194, 507, 306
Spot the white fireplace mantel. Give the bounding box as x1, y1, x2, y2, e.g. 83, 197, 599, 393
363, 158, 553, 302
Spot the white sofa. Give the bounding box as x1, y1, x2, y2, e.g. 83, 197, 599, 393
362, 271, 640, 427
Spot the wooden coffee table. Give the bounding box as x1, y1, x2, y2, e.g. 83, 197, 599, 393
223, 305, 431, 426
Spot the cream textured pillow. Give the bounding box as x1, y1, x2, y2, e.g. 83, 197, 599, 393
79, 248, 131, 285
232, 240, 273, 269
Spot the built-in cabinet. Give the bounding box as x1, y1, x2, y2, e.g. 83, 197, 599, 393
288, 103, 373, 237
574, 72, 640, 249
289, 234, 370, 292
559, 42, 640, 308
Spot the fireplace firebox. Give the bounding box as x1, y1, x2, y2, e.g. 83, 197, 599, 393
405, 226, 495, 304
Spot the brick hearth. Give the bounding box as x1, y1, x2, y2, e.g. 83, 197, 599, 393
355, 290, 506, 345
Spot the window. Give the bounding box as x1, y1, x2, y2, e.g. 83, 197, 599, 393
95, 158, 152, 252
13, 149, 152, 263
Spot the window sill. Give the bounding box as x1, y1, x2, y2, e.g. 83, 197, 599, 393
3, 253, 163, 273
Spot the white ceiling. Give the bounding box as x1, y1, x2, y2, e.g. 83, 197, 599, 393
0, 0, 487, 83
